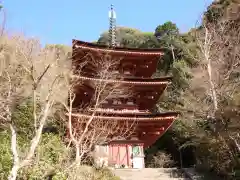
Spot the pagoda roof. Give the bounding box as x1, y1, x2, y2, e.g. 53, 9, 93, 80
87, 109, 179, 117
68, 111, 179, 121
73, 39, 165, 56
88, 108, 151, 115
72, 75, 172, 85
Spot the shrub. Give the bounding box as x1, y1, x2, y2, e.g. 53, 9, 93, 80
147, 151, 174, 168
18, 133, 69, 180
65, 165, 120, 180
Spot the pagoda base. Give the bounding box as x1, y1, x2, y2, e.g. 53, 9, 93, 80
94, 140, 145, 169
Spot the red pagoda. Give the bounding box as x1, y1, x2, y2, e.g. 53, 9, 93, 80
69, 5, 178, 168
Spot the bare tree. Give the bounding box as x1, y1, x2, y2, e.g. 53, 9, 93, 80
198, 18, 240, 108
196, 18, 240, 156
61, 52, 135, 165
0, 36, 69, 180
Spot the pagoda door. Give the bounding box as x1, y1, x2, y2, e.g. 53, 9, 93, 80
109, 144, 130, 168
132, 145, 144, 169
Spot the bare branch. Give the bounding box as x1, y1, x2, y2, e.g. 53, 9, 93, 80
0, 36, 70, 180
61, 52, 135, 165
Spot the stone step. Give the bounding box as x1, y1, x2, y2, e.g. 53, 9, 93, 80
113, 168, 190, 180
183, 168, 203, 180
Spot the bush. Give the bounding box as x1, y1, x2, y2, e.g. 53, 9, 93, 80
195, 137, 239, 177
18, 133, 69, 180
146, 151, 174, 168
64, 165, 120, 180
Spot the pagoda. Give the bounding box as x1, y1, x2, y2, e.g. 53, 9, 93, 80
70, 5, 178, 168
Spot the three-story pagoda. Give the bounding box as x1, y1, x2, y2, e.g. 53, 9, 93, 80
69, 5, 179, 168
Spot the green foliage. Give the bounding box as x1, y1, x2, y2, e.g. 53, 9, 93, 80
195, 137, 237, 175
94, 167, 121, 180
155, 21, 197, 74
98, 27, 152, 48
0, 131, 12, 179
139, 33, 160, 48
38, 133, 68, 164
146, 151, 174, 168
157, 60, 192, 111
155, 21, 179, 38
52, 171, 68, 180
12, 99, 35, 138
64, 165, 120, 180
171, 60, 192, 90
18, 133, 69, 180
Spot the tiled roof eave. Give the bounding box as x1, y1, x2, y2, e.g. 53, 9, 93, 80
71, 75, 171, 85
72, 39, 165, 56
67, 113, 178, 121
88, 108, 151, 115
74, 45, 164, 55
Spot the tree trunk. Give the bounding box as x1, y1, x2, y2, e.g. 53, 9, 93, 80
8, 165, 19, 180
75, 144, 81, 165
171, 45, 176, 61
230, 135, 240, 153
206, 55, 218, 113
8, 124, 19, 180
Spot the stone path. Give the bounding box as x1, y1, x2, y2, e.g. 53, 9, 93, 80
113, 168, 190, 180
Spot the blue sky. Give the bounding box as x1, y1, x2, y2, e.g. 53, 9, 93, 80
3, 0, 213, 45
